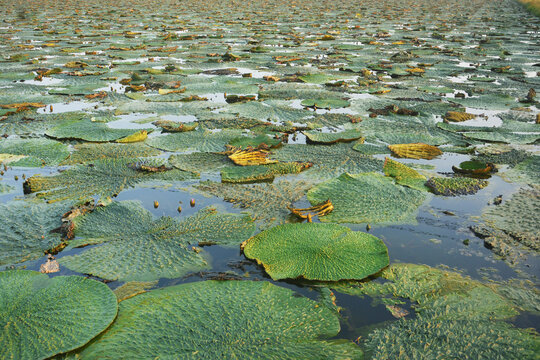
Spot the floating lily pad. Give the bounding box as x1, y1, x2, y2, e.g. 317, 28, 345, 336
221, 162, 312, 183
61, 143, 161, 165
195, 180, 312, 228
472, 187, 539, 266
0, 139, 69, 167
303, 128, 362, 144
389, 143, 443, 160
383, 157, 428, 191
60, 201, 255, 281
307, 173, 426, 225
228, 134, 282, 149
47, 119, 150, 142
243, 223, 389, 281
452, 160, 496, 176
147, 128, 242, 152
24, 158, 194, 202
502, 155, 540, 185
225, 100, 312, 122
332, 264, 538, 360
0, 200, 71, 267
0, 270, 117, 360
273, 143, 382, 179
301, 98, 350, 109
425, 177, 488, 196
76, 281, 362, 359
169, 152, 230, 175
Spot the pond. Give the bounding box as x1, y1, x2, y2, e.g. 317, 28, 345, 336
0, 0, 539, 358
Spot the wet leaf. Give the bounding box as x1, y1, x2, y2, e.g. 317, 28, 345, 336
60, 201, 255, 281
221, 162, 312, 183
307, 173, 426, 225
243, 223, 389, 281
0, 200, 71, 267
24, 158, 195, 202
76, 281, 362, 359
383, 157, 428, 191
425, 177, 488, 196
0, 270, 117, 360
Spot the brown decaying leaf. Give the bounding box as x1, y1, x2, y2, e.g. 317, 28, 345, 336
0, 102, 46, 109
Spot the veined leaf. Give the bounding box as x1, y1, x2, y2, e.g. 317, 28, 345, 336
243, 223, 389, 281
60, 201, 255, 281
0, 270, 117, 360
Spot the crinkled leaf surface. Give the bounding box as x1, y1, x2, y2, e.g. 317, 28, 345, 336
307, 173, 426, 225
383, 157, 428, 191
243, 223, 389, 281
61, 143, 161, 165
332, 264, 538, 360
273, 143, 382, 180
221, 162, 311, 183
195, 180, 312, 228
46, 120, 150, 142
0, 139, 69, 167
425, 177, 488, 196
77, 280, 362, 359
0, 270, 117, 360
24, 158, 194, 202
169, 152, 230, 175
147, 128, 242, 152
303, 128, 362, 144
0, 201, 71, 266
59, 201, 255, 281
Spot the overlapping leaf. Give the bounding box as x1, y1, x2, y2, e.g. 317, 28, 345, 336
60, 201, 255, 281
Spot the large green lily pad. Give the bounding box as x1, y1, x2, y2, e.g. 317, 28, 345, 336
303, 128, 362, 144
0, 139, 69, 167
0, 270, 117, 360
272, 143, 382, 180
76, 281, 362, 359
0, 200, 71, 267
61, 143, 161, 165
221, 162, 312, 183
24, 158, 194, 202
307, 172, 426, 225
243, 223, 389, 281
46, 119, 150, 142
147, 128, 242, 152
59, 201, 255, 281
194, 180, 312, 228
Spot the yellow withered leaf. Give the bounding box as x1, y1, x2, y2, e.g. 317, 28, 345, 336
0, 102, 46, 109
158, 88, 186, 95
117, 130, 148, 143
388, 143, 443, 160
288, 199, 334, 219
228, 148, 278, 166
444, 111, 476, 122
405, 67, 425, 74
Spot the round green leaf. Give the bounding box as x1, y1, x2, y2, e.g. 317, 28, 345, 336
0, 270, 117, 360
243, 223, 388, 281
78, 280, 362, 359
307, 172, 426, 225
